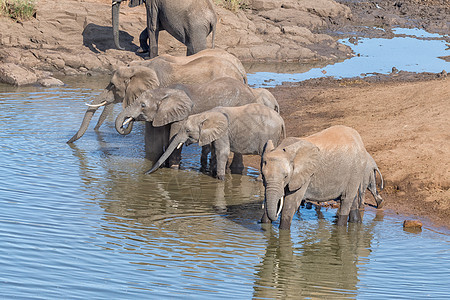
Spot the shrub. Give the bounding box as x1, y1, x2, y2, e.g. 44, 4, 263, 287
215, 0, 249, 12
0, 0, 37, 21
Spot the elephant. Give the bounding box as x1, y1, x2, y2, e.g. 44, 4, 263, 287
112, 0, 217, 58
146, 103, 286, 180
156, 49, 248, 84
67, 54, 246, 146
250, 88, 279, 113
260, 125, 384, 229
114, 77, 280, 170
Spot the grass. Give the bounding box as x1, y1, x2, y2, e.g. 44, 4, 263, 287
215, 0, 249, 12
0, 0, 36, 21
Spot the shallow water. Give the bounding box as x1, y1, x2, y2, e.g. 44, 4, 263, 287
247, 27, 449, 87
1, 78, 449, 298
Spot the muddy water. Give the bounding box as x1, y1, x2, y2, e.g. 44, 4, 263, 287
1, 77, 449, 299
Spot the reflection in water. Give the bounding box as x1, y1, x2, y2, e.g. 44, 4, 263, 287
1, 78, 449, 298
253, 212, 382, 299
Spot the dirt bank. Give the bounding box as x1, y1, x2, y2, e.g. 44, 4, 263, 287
0, 1, 448, 228
245, 72, 449, 229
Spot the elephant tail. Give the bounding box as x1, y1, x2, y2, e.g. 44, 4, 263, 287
375, 167, 384, 192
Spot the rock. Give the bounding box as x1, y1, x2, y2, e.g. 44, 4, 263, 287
38, 77, 65, 87
0, 63, 38, 86
249, 0, 282, 11
403, 220, 423, 228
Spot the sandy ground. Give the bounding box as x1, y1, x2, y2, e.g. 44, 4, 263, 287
245, 73, 449, 229
1, 0, 448, 228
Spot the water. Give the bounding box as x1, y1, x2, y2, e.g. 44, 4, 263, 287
247, 27, 449, 87
1, 77, 449, 299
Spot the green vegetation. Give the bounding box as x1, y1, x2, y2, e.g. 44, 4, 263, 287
0, 0, 36, 21
215, 0, 249, 12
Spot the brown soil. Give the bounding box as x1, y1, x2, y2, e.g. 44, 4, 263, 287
245, 73, 450, 229
1, 0, 449, 228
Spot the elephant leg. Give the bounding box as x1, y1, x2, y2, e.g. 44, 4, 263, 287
260, 210, 271, 224
148, 29, 159, 58
213, 139, 230, 180
229, 153, 245, 175
200, 145, 210, 173
139, 28, 149, 53
279, 187, 307, 230
349, 191, 362, 223
186, 32, 207, 56
145, 122, 168, 166
168, 145, 182, 169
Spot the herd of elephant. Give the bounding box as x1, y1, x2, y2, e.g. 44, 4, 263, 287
67, 0, 384, 230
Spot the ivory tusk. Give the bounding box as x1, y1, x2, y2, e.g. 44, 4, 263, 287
276, 196, 284, 218
177, 142, 184, 149
122, 117, 133, 127
85, 101, 107, 108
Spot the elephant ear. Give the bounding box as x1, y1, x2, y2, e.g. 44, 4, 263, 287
153, 90, 194, 127
287, 140, 320, 191
198, 112, 229, 146
123, 67, 160, 107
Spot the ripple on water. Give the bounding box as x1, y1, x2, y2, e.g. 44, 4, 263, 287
0, 74, 449, 299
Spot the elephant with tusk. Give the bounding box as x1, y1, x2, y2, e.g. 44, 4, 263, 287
114, 77, 280, 170
145, 103, 286, 180
67, 51, 247, 165
260, 125, 385, 230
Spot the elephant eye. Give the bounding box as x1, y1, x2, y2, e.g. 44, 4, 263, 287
141, 102, 146, 108
186, 129, 190, 133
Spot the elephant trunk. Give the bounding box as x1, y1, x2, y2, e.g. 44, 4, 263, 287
265, 183, 285, 221
112, 1, 124, 50
145, 135, 186, 174
67, 89, 113, 143
115, 105, 137, 135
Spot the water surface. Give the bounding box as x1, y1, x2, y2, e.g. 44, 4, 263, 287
247, 27, 449, 87
0, 78, 449, 298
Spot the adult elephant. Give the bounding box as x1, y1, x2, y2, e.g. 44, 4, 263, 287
112, 0, 217, 58
68, 55, 245, 165
114, 77, 280, 171
260, 125, 384, 229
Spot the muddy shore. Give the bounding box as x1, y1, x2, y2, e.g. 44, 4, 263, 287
0, 0, 449, 228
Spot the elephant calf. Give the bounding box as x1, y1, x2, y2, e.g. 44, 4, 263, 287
261, 125, 384, 229
146, 103, 286, 180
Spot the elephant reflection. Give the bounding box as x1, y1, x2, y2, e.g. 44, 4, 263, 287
253, 214, 382, 298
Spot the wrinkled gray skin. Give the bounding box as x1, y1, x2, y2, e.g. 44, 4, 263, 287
67, 55, 246, 166
112, 0, 216, 58
146, 103, 286, 180
115, 77, 278, 170
260, 125, 384, 230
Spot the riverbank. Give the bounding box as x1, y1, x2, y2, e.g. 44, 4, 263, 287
272, 73, 449, 229
0, 0, 448, 228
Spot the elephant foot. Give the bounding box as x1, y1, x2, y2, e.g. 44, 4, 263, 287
376, 196, 385, 209
336, 214, 349, 226
216, 175, 225, 181
348, 209, 362, 223
260, 212, 271, 224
